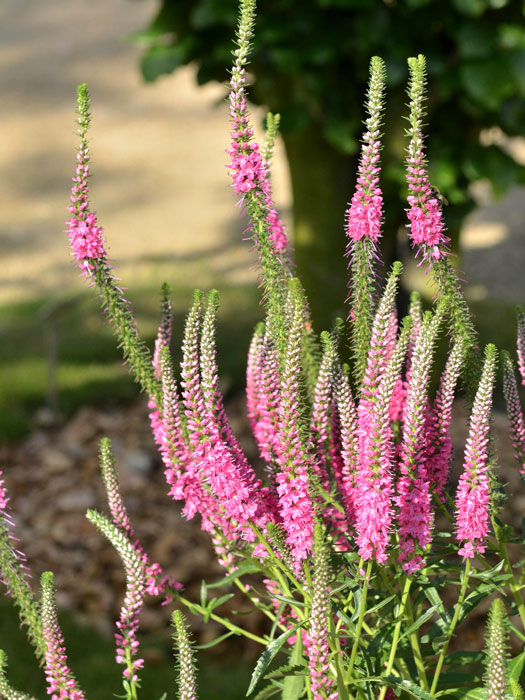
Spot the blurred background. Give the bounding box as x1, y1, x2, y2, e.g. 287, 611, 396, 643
1, 0, 525, 697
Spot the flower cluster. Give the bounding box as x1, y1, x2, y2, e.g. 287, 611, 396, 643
3, 3, 523, 699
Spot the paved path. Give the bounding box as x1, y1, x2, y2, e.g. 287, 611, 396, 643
0, 0, 523, 306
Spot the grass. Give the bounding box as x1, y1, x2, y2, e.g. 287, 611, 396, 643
0, 598, 253, 699
0, 282, 262, 442
0, 279, 519, 442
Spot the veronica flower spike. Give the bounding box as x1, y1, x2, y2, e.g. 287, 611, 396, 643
307, 524, 338, 700
227, 0, 291, 312
67, 83, 160, 403
517, 306, 525, 386
396, 304, 444, 574
0, 472, 44, 662
484, 599, 509, 700
173, 611, 198, 700
405, 55, 450, 263
86, 510, 146, 695
274, 280, 315, 568
65, 83, 106, 275
40, 572, 86, 700
455, 344, 497, 558
502, 351, 525, 479
346, 56, 387, 385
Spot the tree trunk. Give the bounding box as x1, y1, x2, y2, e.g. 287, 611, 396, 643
281, 125, 355, 331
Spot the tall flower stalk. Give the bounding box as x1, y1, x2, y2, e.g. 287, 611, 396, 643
346, 56, 386, 387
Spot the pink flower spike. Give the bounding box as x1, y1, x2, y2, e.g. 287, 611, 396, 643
405, 56, 450, 263
425, 339, 465, 499
455, 345, 497, 558
502, 351, 525, 479
396, 305, 444, 574
273, 282, 314, 569
517, 307, 525, 386
86, 510, 146, 691
307, 526, 338, 700
66, 85, 106, 275
345, 57, 386, 245
41, 572, 86, 700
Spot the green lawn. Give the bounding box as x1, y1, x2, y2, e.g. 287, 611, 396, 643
0, 282, 261, 442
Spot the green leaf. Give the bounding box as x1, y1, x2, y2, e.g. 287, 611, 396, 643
401, 605, 439, 641
282, 636, 305, 700
509, 652, 525, 685
195, 630, 236, 650
453, 0, 489, 16
208, 593, 235, 612
447, 687, 487, 700
141, 43, 188, 82
265, 664, 306, 680
470, 560, 504, 580
246, 623, 304, 696
351, 676, 436, 700
207, 563, 263, 589
252, 685, 281, 700
460, 57, 512, 110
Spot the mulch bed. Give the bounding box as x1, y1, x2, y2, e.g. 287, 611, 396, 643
1, 395, 523, 651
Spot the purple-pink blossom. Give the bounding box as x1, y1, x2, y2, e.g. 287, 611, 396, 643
455, 345, 496, 558
66, 137, 106, 273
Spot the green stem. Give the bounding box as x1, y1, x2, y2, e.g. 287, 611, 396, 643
177, 594, 268, 645
124, 647, 139, 700
378, 576, 412, 700
430, 559, 471, 694
345, 561, 373, 684
406, 596, 429, 691
498, 539, 525, 631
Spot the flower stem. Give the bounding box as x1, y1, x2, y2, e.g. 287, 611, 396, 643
430, 558, 471, 694
406, 595, 429, 691
498, 538, 525, 632
378, 576, 412, 700
345, 561, 373, 684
